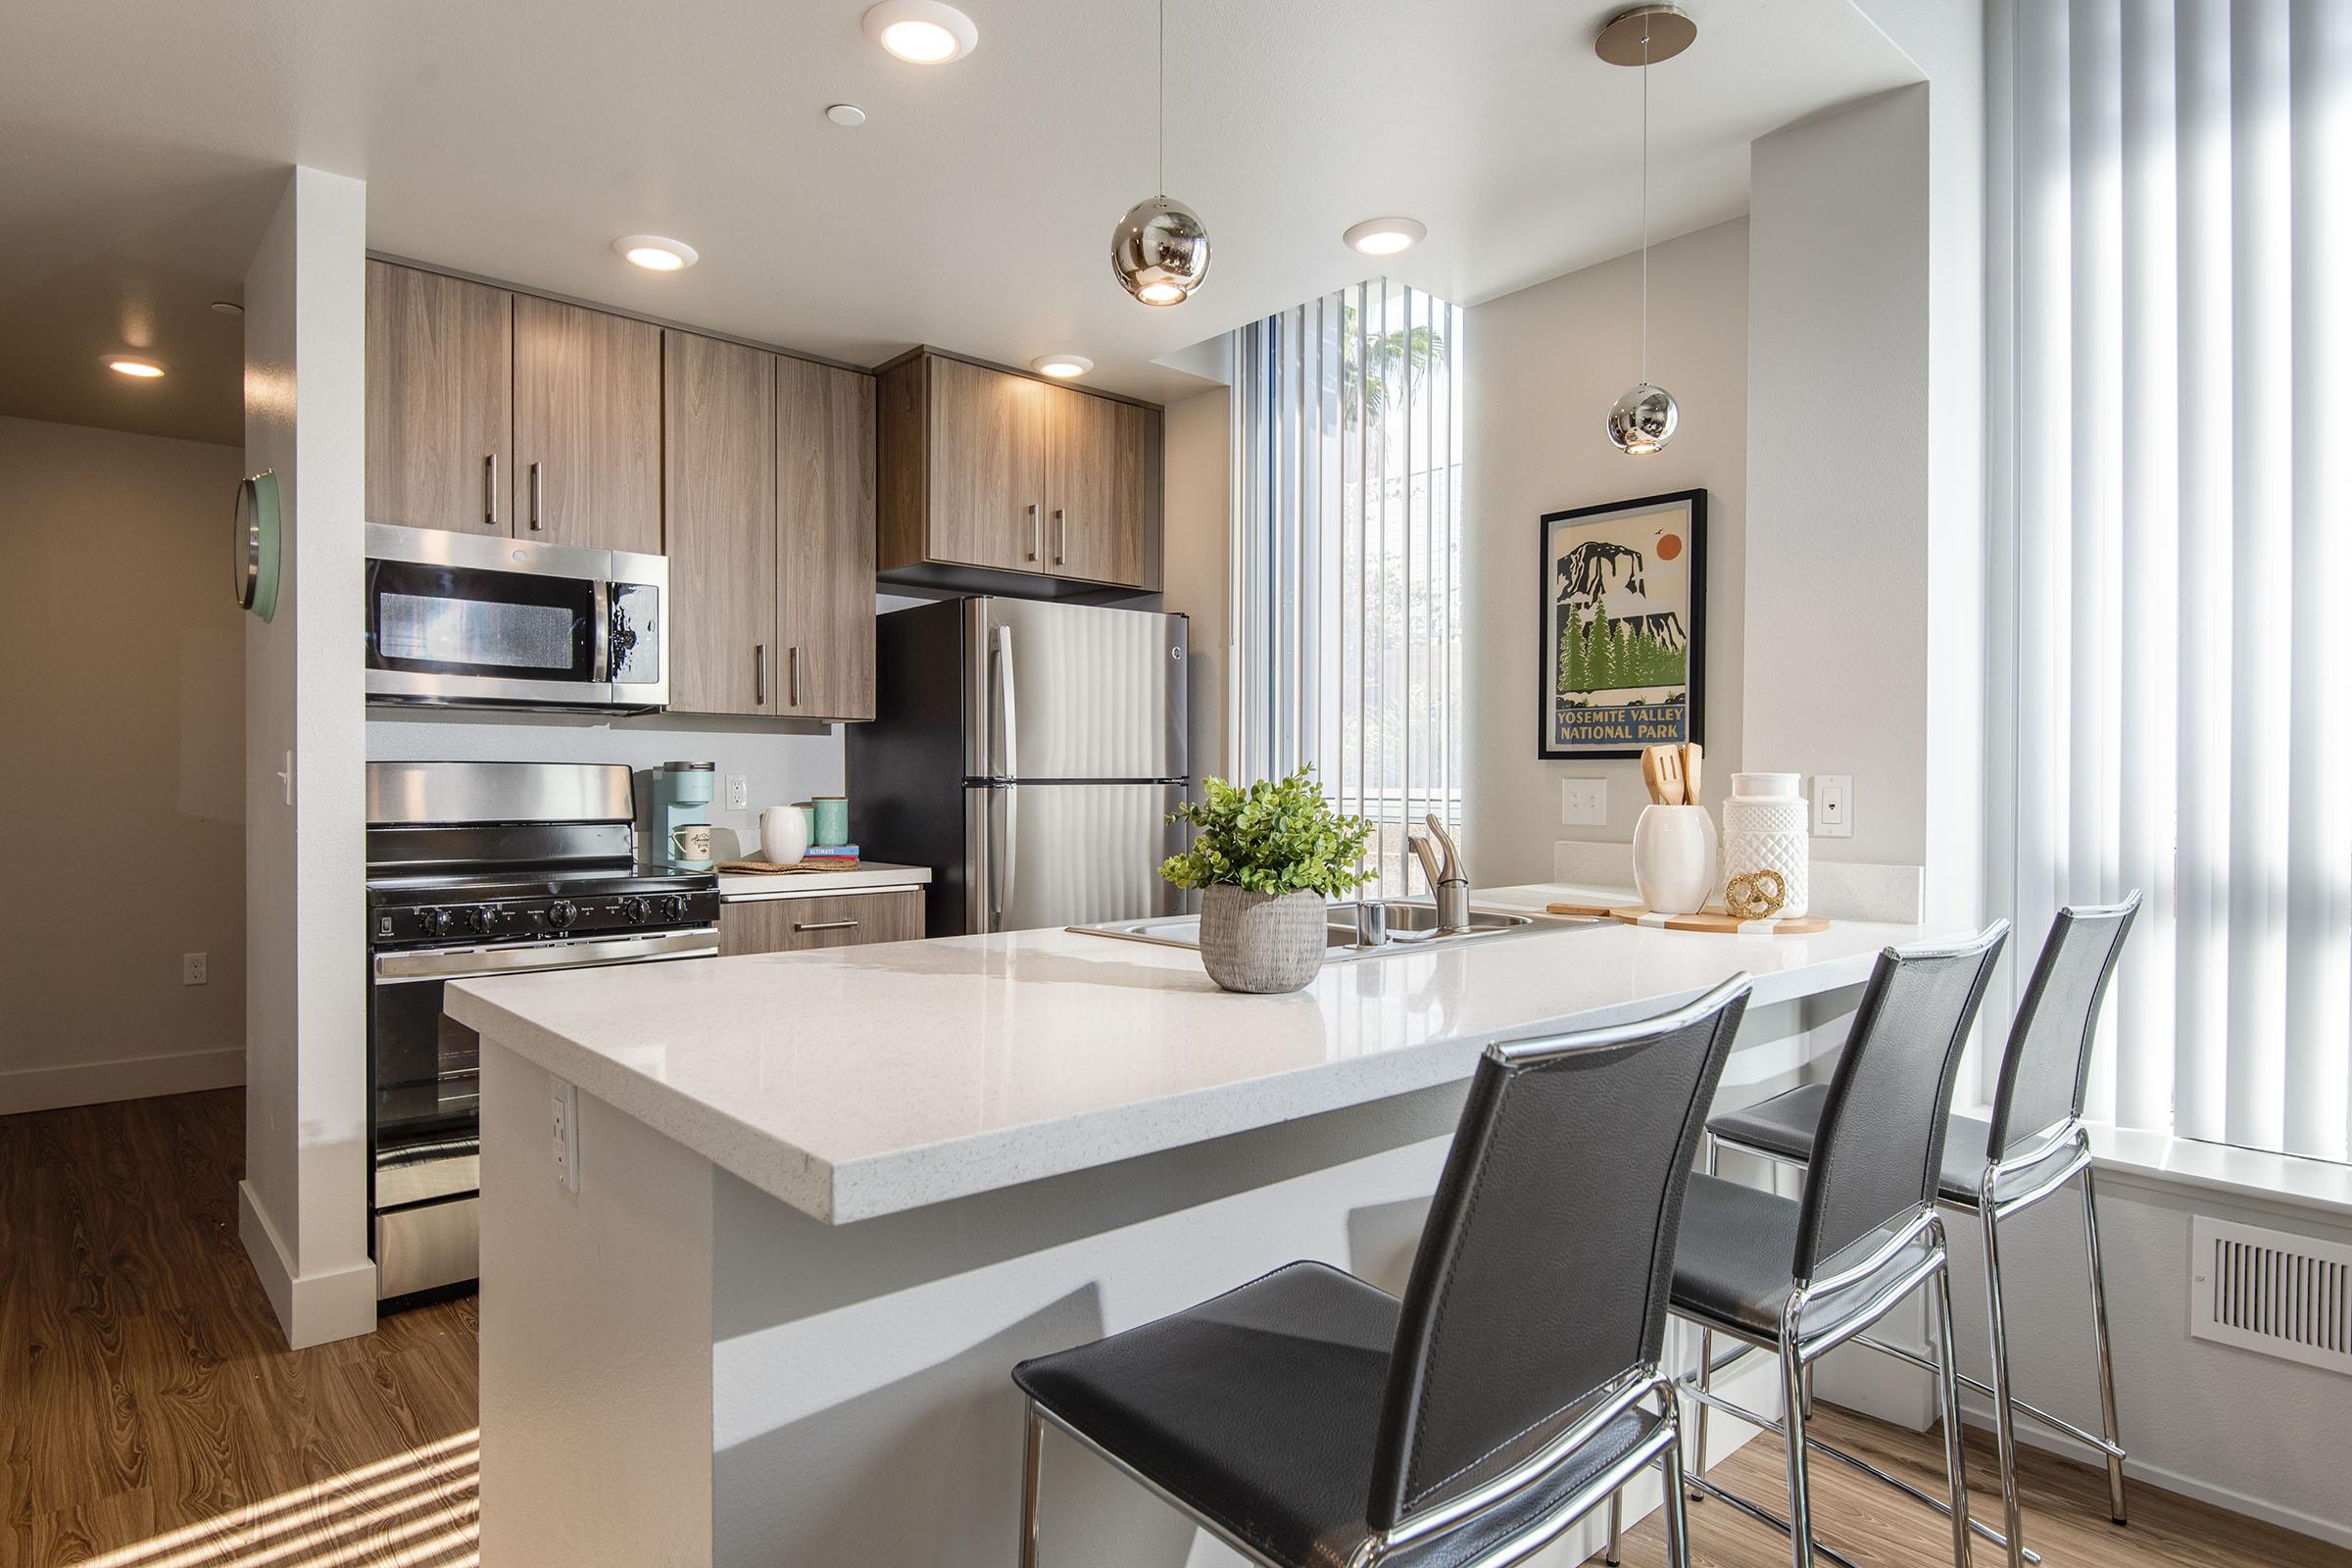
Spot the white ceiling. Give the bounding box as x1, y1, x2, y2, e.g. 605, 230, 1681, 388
0, 0, 1919, 446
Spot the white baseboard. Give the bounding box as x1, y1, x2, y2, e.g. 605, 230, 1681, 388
1954, 1396, 2352, 1549
238, 1180, 378, 1350
0, 1046, 244, 1116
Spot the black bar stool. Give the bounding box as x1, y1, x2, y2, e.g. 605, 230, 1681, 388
1665, 924, 2009, 1568
1009, 974, 1753, 1568
1702, 896, 2140, 1568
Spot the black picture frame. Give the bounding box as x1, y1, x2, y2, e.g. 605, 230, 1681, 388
1536, 488, 1707, 760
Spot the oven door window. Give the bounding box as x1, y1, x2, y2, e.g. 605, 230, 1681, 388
370, 974, 481, 1158
367, 559, 595, 681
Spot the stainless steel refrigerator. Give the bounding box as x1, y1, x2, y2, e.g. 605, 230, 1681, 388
848, 597, 1189, 935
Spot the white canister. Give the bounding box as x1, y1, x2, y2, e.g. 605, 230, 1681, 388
759, 805, 811, 866
1722, 772, 1810, 918
1633, 805, 1720, 917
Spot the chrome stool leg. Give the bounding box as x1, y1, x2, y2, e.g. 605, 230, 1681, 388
1980, 1195, 2027, 1568
2080, 1164, 2129, 1524
1780, 1330, 1816, 1568
1606, 1490, 1624, 1564
1692, 1131, 1719, 1487
1658, 1408, 1695, 1568
1019, 1397, 1044, 1568
1931, 1227, 1975, 1568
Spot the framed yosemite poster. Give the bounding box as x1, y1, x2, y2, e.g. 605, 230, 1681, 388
1538, 489, 1706, 760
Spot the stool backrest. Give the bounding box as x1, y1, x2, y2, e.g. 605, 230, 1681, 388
1986, 894, 2141, 1159
1793, 924, 2008, 1283
1365, 975, 1750, 1532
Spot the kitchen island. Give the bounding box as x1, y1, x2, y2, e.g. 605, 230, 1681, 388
447, 887, 1954, 1568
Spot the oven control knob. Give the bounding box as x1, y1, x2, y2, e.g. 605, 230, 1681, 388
455, 906, 490, 935
547, 899, 578, 930
651, 894, 683, 923
621, 897, 647, 924
423, 907, 453, 938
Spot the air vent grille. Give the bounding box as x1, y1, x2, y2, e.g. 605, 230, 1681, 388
2189, 1216, 2352, 1376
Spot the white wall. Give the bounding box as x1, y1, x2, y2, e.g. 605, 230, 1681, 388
367, 713, 844, 859
0, 418, 250, 1111
1157, 387, 1232, 788
239, 165, 377, 1350
1462, 219, 1749, 886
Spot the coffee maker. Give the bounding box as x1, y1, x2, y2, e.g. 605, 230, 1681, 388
652, 760, 715, 869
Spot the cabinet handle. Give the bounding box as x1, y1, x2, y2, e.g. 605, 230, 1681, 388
485, 455, 499, 528
794, 919, 858, 932
528, 462, 543, 530
788, 646, 801, 709
1026, 503, 1041, 562
755, 644, 766, 706
1054, 508, 1066, 565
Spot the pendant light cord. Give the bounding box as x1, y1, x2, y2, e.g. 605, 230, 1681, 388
1640, 22, 1650, 383
1158, 0, 1166, 197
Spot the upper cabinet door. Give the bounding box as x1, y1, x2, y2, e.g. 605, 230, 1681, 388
365, 262, 512, 534
1043, 386, 1151, 588
776, 358, 877, 721
925, 357, 1044, 572
663, 332, 777, 716
512, 296, 662, 555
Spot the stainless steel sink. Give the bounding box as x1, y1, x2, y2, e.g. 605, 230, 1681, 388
1070, 900, 1596, 963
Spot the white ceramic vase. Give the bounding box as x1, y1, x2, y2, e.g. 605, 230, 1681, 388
1633, 805, 1719, 916
1721, 772, 1810, 918
760, 805, 811, 866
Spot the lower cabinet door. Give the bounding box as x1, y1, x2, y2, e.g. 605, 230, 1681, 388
719, 890, 926, 955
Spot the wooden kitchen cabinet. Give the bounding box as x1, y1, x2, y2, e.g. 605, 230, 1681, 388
663, 331, 777, 716
512, 294, 662, 555
364, 262, 512, 534
718, 890, 925, 956
877, 349, 1161, 596
776, 357, 877, 721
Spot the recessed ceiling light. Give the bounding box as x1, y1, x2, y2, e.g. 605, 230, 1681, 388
209, 300, 245, 317
1343, 217, 1427, 256
826, 103, 868, 127
861, 1, 978, 64
1031, 355, 1093, 378
105, 355, 167, 378
613, 235, 699, 271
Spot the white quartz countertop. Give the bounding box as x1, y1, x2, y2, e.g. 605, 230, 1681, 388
716, 861, 931, 900
446, 883, 1954, 1226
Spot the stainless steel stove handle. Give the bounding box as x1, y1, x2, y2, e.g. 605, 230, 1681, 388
370, 927, 717, 984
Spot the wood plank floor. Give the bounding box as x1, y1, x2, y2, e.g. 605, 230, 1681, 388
4, 1089, 2345, 1568
2, 1089, 476, 1568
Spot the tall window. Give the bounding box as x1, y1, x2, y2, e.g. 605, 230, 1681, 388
1988, 0, 2350, 1160
1231, 281, 1467, 898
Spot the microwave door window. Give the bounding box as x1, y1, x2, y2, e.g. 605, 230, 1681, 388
367, 560, 596, 679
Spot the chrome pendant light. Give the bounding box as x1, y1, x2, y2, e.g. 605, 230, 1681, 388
1599, 5, 1692, 455
1112, 0, 1209, 306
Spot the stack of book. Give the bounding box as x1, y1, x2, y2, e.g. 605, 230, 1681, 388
802, 843, 859, 869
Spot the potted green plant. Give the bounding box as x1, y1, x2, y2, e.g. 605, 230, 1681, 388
1161, 768, 1374, 994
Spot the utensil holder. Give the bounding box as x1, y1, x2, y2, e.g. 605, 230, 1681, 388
1722, 772, 1810, 918
1633, 805, 1719, 917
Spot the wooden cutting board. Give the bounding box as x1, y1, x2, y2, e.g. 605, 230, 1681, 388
1606, 905, 1829, 934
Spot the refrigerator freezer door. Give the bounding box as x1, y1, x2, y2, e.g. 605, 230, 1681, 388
966, 782, 1188, 932
964, 598, 1188, 781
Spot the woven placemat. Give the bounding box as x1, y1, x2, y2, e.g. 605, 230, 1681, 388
715, 858, 861, 875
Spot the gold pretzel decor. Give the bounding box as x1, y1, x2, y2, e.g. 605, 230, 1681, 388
1724, 869, 1788, 921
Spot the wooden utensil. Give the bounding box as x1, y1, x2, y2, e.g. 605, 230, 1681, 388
1642, 744, 1686, 806
1681, 742, 1703, 807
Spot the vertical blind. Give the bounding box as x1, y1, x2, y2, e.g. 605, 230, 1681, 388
1987, 0, 2350, 1160
1232, 280, 1467, 899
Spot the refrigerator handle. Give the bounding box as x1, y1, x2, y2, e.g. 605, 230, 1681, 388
993, 622, 1019, 781
1003, 784, 1020, 923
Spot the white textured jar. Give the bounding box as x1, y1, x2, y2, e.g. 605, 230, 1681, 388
1721, 772, 1810, 918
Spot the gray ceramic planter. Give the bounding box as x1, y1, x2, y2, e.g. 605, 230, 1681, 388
1198, 885, 1327, 994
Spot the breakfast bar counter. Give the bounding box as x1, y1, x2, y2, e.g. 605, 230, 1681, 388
447, 886, 1954, 1568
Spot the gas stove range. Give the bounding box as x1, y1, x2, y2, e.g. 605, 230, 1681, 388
367, 860, 718, 950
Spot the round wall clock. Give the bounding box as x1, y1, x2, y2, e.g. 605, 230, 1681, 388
233, 468, 281, 622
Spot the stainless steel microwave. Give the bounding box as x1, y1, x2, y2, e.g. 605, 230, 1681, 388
365, 523, 668, 711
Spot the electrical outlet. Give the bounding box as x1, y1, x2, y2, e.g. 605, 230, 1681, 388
1813, 775, 1854, 838
725, 772, 750, 810
181, 953, 208, 986
1559, 778, 1607, 826
550, 1075, 581, 1193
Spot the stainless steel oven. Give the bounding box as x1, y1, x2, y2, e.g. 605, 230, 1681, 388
365, 522, 669, 711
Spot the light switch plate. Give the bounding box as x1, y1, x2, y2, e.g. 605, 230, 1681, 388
1813, 775, 1854, 838
725, 772, 750, 810
550, 1075, 581, 1193
1559, 778, 1607, 826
